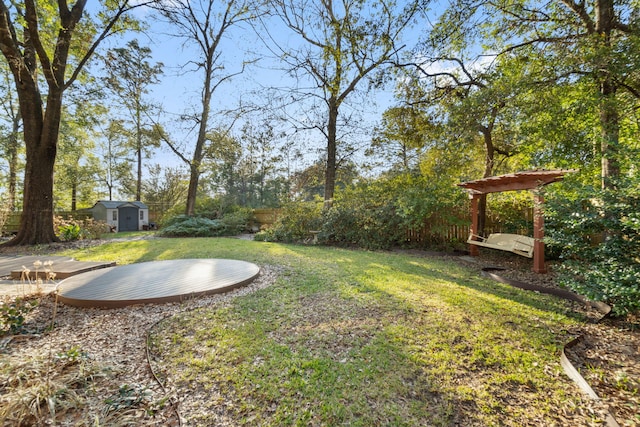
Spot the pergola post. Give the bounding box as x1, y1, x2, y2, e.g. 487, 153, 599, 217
469, 194, 480, 256
532, 190, 546, 273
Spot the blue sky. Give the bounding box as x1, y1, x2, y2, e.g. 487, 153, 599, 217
94, 1, 438, 183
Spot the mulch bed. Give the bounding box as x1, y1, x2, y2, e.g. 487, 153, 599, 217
451, 250, 640, 426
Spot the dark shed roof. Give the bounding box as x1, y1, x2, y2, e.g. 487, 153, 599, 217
93, 201, 148, 209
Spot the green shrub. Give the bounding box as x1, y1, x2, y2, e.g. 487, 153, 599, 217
255, 173, 468, 250
321, 194, 406, 250
546, 176, 640, 316
55, 216, 108, 241
58, 224, 81, 241
1, 298, 38, 335
156, 204, 187, 228
254, 201, 323, 243
156, 197, 224, 228
220, 208, 253, 234
159, 209, 254, 238
158, 215, 227, 237
486, 191, 533, 234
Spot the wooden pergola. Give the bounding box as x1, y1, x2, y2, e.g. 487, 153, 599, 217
458, 170, 575, 273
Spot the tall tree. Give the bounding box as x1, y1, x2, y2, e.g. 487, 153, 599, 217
202, 128, 242, 204
0, 61, 21, 210
0, 0, 145, 245
155, 0, 256, 216
289, 158, 359, 201
55, 95, 104, 210
141, 164, 188, 217
457, 0, 640, 189
98, 119, 136, 201
238, 121, 283, 207
394, 55, 521, 234
264, 0, 422, 208
104, 39, 163, 201
370, 105, 433, 173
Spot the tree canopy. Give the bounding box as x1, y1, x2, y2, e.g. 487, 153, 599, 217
0, 0, 145, 244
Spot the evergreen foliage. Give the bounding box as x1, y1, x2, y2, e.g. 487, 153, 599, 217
158, 215, 228, 237
158, 208, 254, 238
546, 176, 640, 316
254, 202, 323, 243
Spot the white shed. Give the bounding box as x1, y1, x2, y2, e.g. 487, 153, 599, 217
91, 201, 149, 232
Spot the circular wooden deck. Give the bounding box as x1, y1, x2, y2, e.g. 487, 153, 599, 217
57, 259, 260, 308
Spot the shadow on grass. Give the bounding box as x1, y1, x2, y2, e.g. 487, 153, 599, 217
146, 240, 587, 426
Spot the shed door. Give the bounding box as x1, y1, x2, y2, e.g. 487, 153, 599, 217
118, 207, 139, 231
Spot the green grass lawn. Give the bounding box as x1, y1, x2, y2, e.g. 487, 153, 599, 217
63, 237, 587, 426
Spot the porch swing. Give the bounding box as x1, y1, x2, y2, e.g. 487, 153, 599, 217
466, 232, 535, 258
458, 170, 576, 273
467, 193, 535, 258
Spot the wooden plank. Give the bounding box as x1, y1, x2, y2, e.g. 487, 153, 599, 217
0, 256, 74, 278
10, 260, 117, 280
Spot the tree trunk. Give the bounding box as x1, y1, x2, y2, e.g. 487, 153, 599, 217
478, 126, 495, 236
185, 54, 213, 216
185, 164, 200, 216
184, 118, 208, 216
599, 79, 620, 189
594, 0, 620, 189
7, 113, 20, 211
7, 89, 62, 245
0, 0, 133, 245
324, 98, 339, 209
71, 181, 77, 211
185, 132, 206, 216
136, 142, 142, 201
136, 101, 142, 201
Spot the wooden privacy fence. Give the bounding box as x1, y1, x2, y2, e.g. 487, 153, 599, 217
252, 208, 281, 229
405, 211, 528, 247
249, 208, 473, 246
1, 210, 93, 235
406, 213, 471, 245
0, 207, 529, 248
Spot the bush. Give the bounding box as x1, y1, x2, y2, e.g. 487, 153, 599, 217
255, 173, 468, 250
219, 208, 253, 235
321, 188, 406, 250
486, 191, 534, 235
55, 216, 108, 241
156, 199, 222, 228
159, 208, 254, 238
546, 176, 640, 316
158, 215, 228, 237
59, 223, 81, 241
1, 297, 38, 335
254, 202, 323, 243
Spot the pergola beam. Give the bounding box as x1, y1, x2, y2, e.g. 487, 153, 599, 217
458, 170, 569, 195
